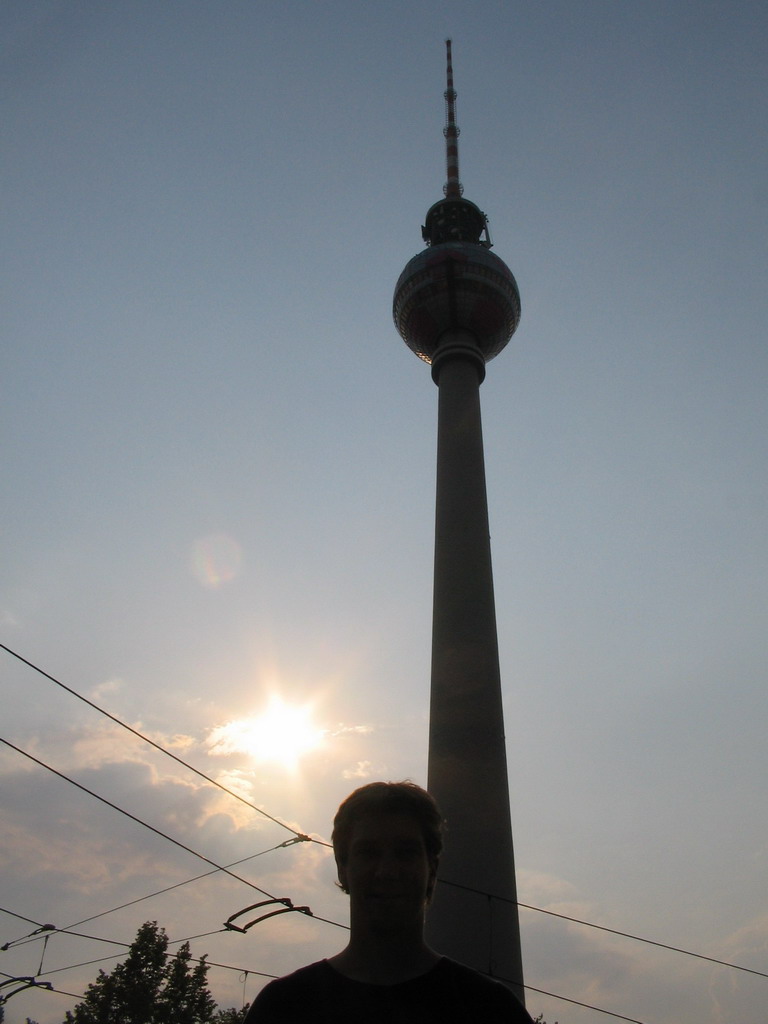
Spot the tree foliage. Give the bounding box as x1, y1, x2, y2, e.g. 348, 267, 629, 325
211, 1008, 250, 1023
64, 922, 216, 1024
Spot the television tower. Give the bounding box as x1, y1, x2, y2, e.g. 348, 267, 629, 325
393, 40, 525, 1001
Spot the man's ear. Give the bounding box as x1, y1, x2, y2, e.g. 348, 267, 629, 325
425, 861, 438, 903
336, 858, 349, 895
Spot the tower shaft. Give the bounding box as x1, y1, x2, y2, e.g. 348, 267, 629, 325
425, 337, 524, 1001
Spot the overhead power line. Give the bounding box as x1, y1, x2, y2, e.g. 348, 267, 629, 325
25, 983, 85, 1003
2, 907, 280, 985
4, 736, 766, 986
4, 646, 764, 1020
1, 736, 290, 905
439, 879, 768, 982
0, 642, 330, 848
65, 840, 310, 929
523, 982, 648, 1024
0, 908, 51, 932
0, 975, 53, 1007
15, 918, 648, 1024
518, 901, 768, 982
0, 900, 753, 1024
3, 909, 637, 1024
6, 838, 312, 953
0, 736, 350, 937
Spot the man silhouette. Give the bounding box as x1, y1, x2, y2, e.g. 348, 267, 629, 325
245, 781, 533, 1022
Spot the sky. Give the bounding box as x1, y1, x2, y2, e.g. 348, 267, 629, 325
1, 1, 767, 1021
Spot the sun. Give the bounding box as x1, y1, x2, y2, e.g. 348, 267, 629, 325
209, 697, 325, 771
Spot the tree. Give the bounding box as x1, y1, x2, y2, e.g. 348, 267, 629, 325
64, 922, 216, 1024
156, 942, 216, 1024
211, 1008, 250, 1023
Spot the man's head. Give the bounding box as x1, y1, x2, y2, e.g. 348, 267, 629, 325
332, 781, 444, 901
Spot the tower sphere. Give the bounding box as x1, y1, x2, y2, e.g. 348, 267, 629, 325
393, 39, 520, 372
393, 238, 521, 366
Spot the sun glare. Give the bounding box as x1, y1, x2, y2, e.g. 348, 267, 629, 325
209, 698, 325, 770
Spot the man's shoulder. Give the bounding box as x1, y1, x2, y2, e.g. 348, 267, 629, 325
270, 959, 329, 983
244, 961, 331, 1021
258, 959, 331, 994
432, 959, 533, 1020
433, 957, 503, 988
246, 956, 534, 1023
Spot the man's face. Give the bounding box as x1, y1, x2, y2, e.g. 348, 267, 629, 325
337, 811, 437, 930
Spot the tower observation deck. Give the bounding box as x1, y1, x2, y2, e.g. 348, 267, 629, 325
392, 40, 525, 1002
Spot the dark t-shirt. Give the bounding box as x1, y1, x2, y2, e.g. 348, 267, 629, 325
244, 957, 533, 1023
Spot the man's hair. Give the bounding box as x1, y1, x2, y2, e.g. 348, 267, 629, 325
332, 780, 444, 868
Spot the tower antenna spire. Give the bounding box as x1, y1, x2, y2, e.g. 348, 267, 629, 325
443, 38, 463, 198
420, 40, 489, 249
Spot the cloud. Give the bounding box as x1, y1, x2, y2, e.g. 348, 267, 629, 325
341, 760, 373, 779
706, 912, 768, 1024
329, 723, 374, 737
0, 607, 22, 629
71, 722, 163, 770
722, 910, 768, 961
89, 676, 123, 701
212, 768, 257, 801
518, 869, 583, 907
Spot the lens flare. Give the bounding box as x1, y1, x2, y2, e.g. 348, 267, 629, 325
190, 533, 242, 589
